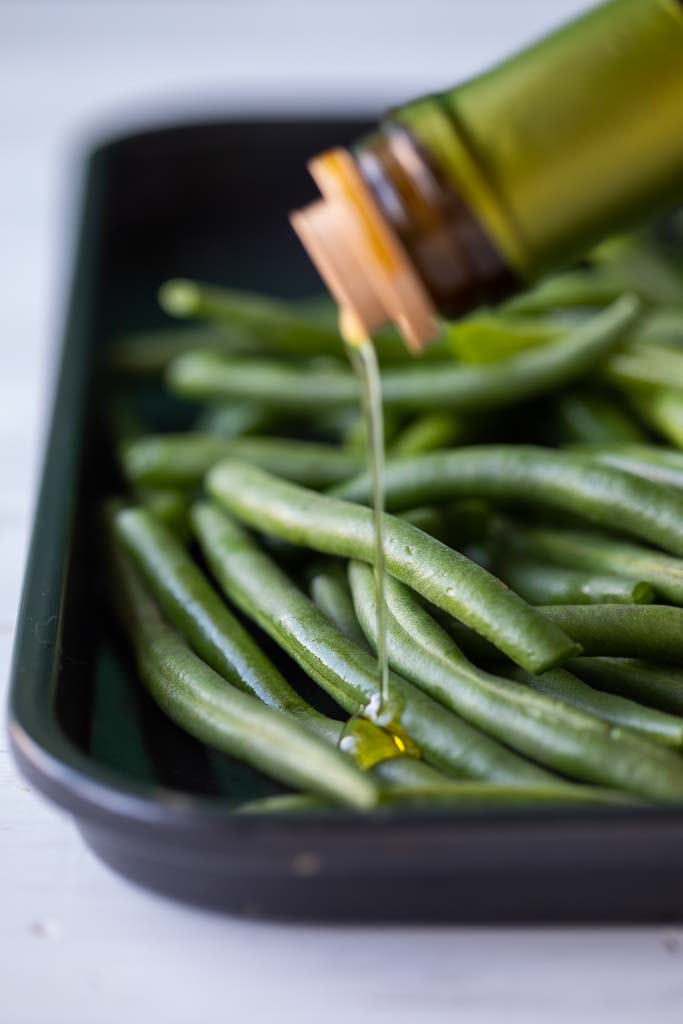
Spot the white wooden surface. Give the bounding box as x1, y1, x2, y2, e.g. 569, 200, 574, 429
3, 3, 683, 1021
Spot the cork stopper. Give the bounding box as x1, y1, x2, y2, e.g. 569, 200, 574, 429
290, 148, 439, 352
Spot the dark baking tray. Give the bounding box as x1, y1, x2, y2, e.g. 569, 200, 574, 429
9, 118, 683, 922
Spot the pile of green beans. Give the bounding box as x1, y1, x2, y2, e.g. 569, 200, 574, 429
165, 295, 639, 412
105, 220, 683, 813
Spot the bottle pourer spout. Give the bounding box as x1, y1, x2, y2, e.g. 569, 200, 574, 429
289, 148, 438, 352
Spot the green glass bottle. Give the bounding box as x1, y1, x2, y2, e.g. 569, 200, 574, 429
291, 0, 683, 349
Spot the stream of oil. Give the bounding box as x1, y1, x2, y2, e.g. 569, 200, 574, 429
340, 312, 390, 714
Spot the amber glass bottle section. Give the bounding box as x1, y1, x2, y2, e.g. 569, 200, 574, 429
355, 126, 517, 320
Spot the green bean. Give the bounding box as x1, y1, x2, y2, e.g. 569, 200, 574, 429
592, 236, 683, 306
370, 759, 630, 805
348, 560, 683, 799
574, 443, 683, 490
628, 386, 683, 448
120, 434, 364, 490
506, 238, 683, 313
372, 757, 465, 789
207, 461, 579, 673
310, 566, 368, 647
115, 507, 329, 724
635, 308, 683, 348
109, 326, 247, 375
512, 666, 683, 747
503, 270, 624, 314
570, 658, 683, 718
114, 506, 413, 768
605, 343, 683, 391
159, 279, 340, 352
237, 780, 635, 814
496, 522, 683, 606
236, 794, 328, 814
495, 556, 654, 606
167, 297, 639, 412
555, 393, 647, 445
389, 412, 465, 457
193, 401, 275, 438
537, 604, 683, 661
159, 278, 444, 363
192, 501, 555, 784
336, 445, 683, 558
443, 315, 560, 363
106, 529, 378, 810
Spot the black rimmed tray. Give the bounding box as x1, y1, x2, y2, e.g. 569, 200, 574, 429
9, 117, 683, 922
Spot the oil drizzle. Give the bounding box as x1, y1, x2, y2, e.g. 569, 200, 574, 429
340, 310, 390, 713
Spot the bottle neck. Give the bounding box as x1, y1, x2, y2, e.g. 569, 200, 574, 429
289, 147, 440, 351
355, 126, 516, 319
288, 136, 512, 350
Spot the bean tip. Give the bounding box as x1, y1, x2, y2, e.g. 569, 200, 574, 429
159, 278, 200, 318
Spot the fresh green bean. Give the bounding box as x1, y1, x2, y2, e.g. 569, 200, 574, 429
512, 666, 683, 747
106, 530, 378, 809
555, 393, 647, 445
575, 444, 683, 491
605, 343, 683, 391
496, 522, 683, 606
389, 412, 465, 457
537, 604, 683, 661
167, 297, 639, 412
235, 761, 518, 815
592, 236, 683, 306
503, 270, 624, 314
159, 279, 341, 352
114, 506, 413, 768
370, 759, 630, 805
159, 278, 444, 363
207, 461, 579, 673
109, 326, 247, 375
115, 507, 330, 725
635, 308, 683, 348
443, 315, 560, 363
236, 780, 635, 814
336, 445, 683, 558
193, 401, 275, 438
495, 556, 654, 606
506, 239, 683, 313
192, 501, 555, 784
348, 560, 683, 799
371, 757, 464, 789
120, 434, 364, 490
236, 794, 329, 814
310, 566, 368, 647
570, 658, 683, 717
628, 386, 683, 448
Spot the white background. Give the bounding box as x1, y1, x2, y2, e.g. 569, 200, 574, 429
3, 2, 683, 1021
